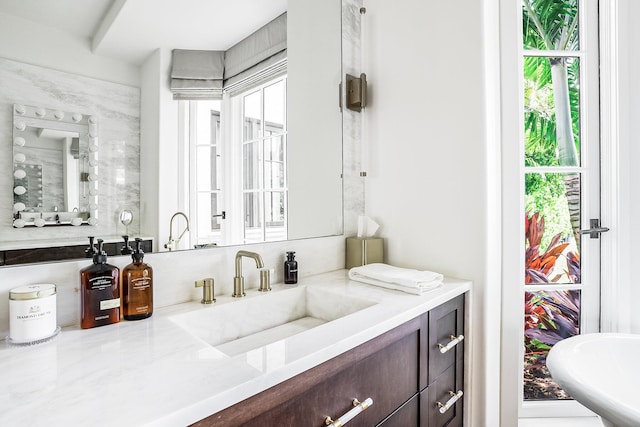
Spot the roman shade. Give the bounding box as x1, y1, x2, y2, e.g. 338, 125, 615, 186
223, 13, 287, 84
170, 12, 287, 99
170, 50, 225, 99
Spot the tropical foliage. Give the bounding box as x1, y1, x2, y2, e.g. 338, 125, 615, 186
525, 211, 580, 284
524, 290, 580, 399
522, 0, 583, 402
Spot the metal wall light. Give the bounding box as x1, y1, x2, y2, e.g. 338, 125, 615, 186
346, 73, 367, 112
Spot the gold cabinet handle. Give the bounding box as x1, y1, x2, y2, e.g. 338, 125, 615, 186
325, 397, 373, 426
436, 390, 463, 414
437, 334, 464, 354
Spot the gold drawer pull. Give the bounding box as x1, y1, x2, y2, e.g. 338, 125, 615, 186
437, 334, 464, 354
436, 390, 463, 414
325, 397, 373, 426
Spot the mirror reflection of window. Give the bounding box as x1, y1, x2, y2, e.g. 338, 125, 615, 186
183, 74, 287, 247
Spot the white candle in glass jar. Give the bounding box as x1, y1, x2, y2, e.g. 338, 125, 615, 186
9, 284, 57, 343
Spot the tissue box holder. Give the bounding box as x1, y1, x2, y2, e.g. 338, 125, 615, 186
346, 237, 384, 269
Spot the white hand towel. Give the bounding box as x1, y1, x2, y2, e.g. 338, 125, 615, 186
348, 263, 443, 295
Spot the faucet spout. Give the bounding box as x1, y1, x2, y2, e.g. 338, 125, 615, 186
233, 250, 265, 297
165, 211, 190, 251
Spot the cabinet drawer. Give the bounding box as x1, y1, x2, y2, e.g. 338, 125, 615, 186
376, 394, 419, 427
428, 294, 464, 383
422, 361, 464, 427
198, 316, 422, 426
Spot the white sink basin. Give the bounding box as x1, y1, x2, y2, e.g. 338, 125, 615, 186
547, 333, 640, 427
169, 285, 377, 356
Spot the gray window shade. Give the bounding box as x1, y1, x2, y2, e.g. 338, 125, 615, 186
171, 50, 225, 99
224, 12, 287, 84
170, 12, 287, 99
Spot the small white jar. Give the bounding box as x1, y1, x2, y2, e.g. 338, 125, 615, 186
9, 283, 58, 344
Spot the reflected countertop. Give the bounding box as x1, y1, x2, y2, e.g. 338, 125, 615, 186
0, 269, 471, 426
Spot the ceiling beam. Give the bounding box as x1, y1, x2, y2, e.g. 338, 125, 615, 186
91, 0, 128, 53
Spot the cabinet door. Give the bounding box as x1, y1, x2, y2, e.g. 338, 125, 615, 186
255, 330, 419, 426
197, 316, 423, 427
421, 361, 464, 427
376, 394, 419, 427
428, 294, 464, 384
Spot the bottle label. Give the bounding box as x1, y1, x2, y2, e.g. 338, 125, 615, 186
100, 298, 121, 310
131, 277, 151, 291
90, 275, 116, 291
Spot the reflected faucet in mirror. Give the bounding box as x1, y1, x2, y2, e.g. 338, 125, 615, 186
165, 212, 190, 251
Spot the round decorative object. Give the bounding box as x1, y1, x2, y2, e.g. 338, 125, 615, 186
14, 137, 26, 147
89, 188, 98, 196
89, 203, 98, 211
34, 218, 46, 227
88, 158, 98, 167
35, 108, 46, 117
53, 110, 64, 120
12, 219, 26, 228
71, 217, 82, 226
14, 121, 26, 131
14, 153, 26, 163
88, 217, 98, 226
14, 169, 26, 179
88, 125, 98, 138
89, 143, 98, 152
14, 104, 26, 115
88, 115, 97, 124
72, 113, 83, 122
13, 202, 26, 211
88, 173, 97, 182
13, 186, 26, 195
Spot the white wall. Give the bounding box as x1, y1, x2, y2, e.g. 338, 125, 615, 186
362, 0, 501, 425
0, 12, 138, 86
139, 48, 182, 249
617, 0, 640, 333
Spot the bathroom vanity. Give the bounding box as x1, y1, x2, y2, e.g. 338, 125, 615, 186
0, 270, 470, 426
197, 294, 465, 426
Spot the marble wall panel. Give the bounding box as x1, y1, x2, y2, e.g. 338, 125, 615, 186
0, 58, 140, 246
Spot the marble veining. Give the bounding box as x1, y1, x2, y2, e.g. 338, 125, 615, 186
0, 58, 141, 244
0, 270, 470, 426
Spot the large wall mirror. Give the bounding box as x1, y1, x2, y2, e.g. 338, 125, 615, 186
0, 0, 344, 265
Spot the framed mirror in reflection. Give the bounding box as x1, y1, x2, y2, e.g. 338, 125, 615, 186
12, 104, 98, 228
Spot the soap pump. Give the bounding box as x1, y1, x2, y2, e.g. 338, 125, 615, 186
80, 239, 120, 329
84, 236, 96, 258
284, 251, 298, 284
122, 238, 153, 320
120, 235, 133, 255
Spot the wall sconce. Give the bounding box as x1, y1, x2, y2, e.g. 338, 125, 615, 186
346, 73, 368, 112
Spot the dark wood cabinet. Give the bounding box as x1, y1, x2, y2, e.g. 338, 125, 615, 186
193, 294, 465, 427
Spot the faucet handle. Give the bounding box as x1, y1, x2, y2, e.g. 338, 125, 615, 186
195, 278, 215, 304
258, 268, 272, 292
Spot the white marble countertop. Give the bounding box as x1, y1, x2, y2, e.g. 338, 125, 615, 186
0, 269, 470, 427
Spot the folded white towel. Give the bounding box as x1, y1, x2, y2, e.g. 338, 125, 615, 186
348, 263, 443, 295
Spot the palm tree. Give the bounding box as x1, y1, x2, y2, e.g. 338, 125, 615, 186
522, 0, 581, 243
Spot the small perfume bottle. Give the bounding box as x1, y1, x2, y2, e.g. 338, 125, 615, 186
284, 251, 298, 284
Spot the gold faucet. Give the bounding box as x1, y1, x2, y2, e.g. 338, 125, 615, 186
233, 250, 271, 297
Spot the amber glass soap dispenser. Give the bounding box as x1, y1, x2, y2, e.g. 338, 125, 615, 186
122, 238, 153, 320
80, 239, 121, 329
